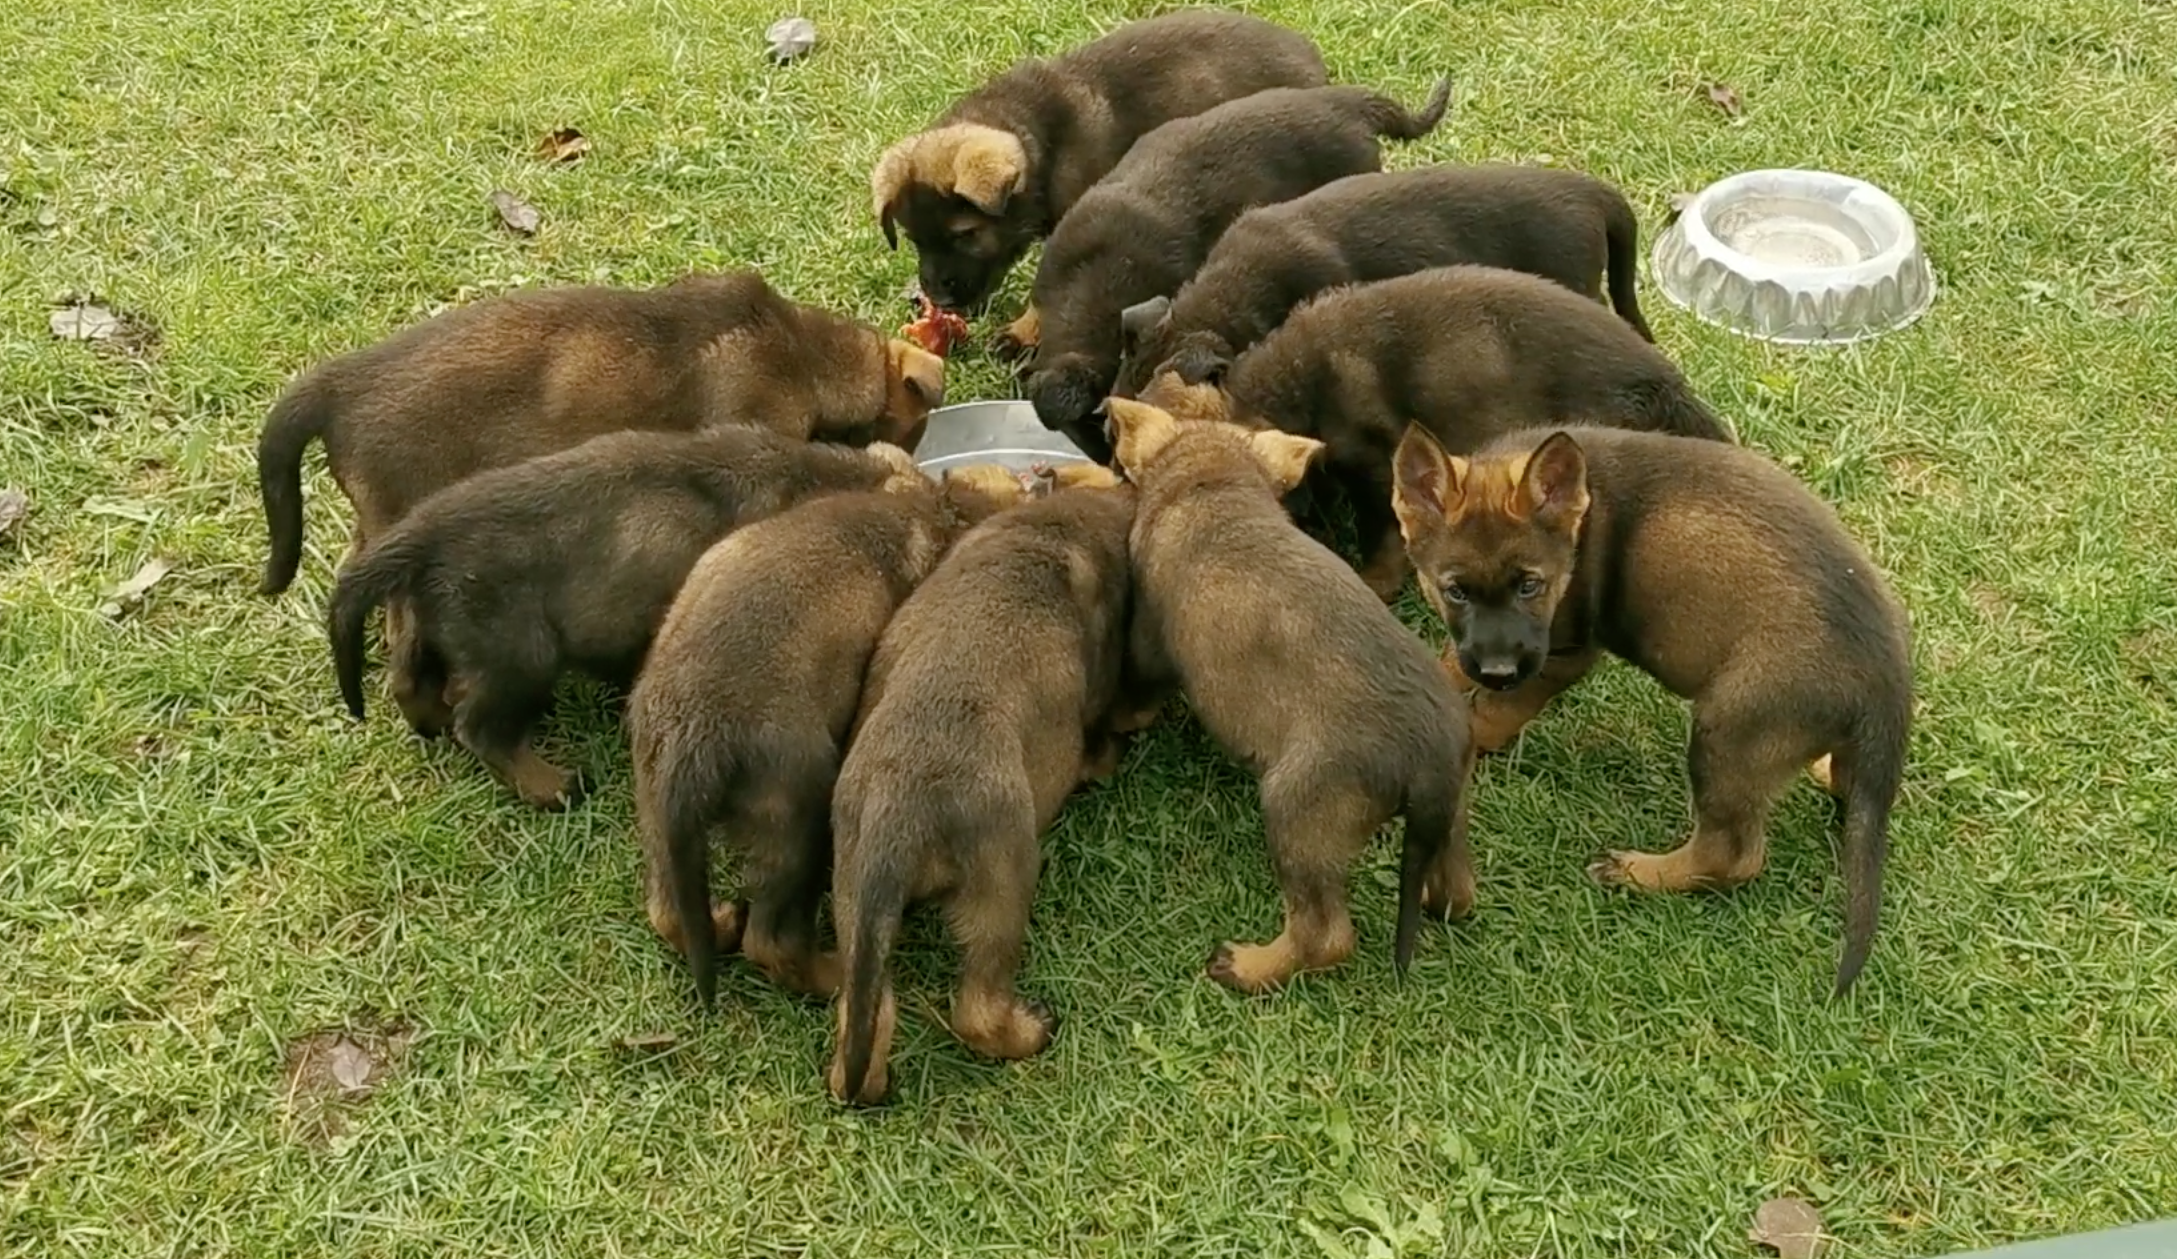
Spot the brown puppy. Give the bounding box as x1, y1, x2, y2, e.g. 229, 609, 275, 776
1111, 163, 1656, 399
825, 466, 1140, 1106
629, 463, 1037, 1007
1138, 264, 1734, 599
1109, 398, 1475, 1000
869, 9, 1325, 313
328, 428, 919, 809
1020, 79, 1453, 463
1392, 425, 1911, 994
258, 270, 944, 596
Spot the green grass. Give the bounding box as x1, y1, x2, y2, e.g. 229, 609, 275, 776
4, 0, 2176, 1254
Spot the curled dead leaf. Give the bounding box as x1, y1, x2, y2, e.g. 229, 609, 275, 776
489, 189, 541, 236
50, 303, 121, 341
1702, 81, 1745, 118
99, 557, 174, 620
1664, 191, 1696, 226
535, 128, 591, 164
0, 488, 27, 542
613, 1031, 680, 1054
765, 16, 817, 63
1749, 1196, 1831, 1259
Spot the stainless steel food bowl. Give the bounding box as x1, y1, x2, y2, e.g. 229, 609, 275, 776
912, 399, 1095, 477
1651, 168, 1935, 345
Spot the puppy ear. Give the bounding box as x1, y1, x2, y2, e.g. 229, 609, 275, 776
950, 129, 1027, 215
1247, 430, 1325, 494
1392, 424, 1465, 538
1118, 296, 1171, 353
887, 340, 946, 409
1172, 345, 1230, 388
1102, 398, 1180, 476
871, 144, 912, 246
1518, 430, 1590, 529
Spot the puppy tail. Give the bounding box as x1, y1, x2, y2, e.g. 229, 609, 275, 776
656, 737, 742, 1011
1600, 192, 1658, 342
1832, 696, 1908, 998
1395, 770, 1463, 976
327, 535, 418, 721
257, 372, 340, 596
1366, 75, 1453, 142
833, 803, 911, 1105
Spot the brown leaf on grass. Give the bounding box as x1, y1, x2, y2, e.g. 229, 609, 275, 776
534, 127, 591, 164
1702, 82, 1745, 118
98, 557, 174, 620
282, 1022, 413, 1145
613, 1031, 681, 1055
764, 16, 817, 63
1749, 1197, 1831, 1259
48, 296, 160, 356
0, 488, 27, 542
489, 189, 540, 236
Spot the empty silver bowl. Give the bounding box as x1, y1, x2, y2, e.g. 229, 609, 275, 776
1652, 169, 1935, 345
912, 399, 1094, 477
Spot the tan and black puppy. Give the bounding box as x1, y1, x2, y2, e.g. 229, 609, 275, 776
1138, 264, 1734, 600
825, 467, 1142, 1106
1392, 424, 1912, 994
257, 269, 944, 598
1111, 163, 1656, 398
1020, 79, 1453, 463
630, 463, 1039, 1008
328, 428, 920, 810
1108, 398, 1475, 1001
869, 9, 1325, 314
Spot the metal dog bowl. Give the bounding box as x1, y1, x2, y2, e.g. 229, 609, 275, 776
912, 399, 1094, 477
1652, 168, 1935, 345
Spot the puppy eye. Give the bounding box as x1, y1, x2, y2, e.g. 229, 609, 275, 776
1517, 574, 1546, 599
1442, 583, 1470, 606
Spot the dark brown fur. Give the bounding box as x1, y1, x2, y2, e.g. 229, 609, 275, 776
1108, 399, 1475, 999
1112, 163, 1655, 399
1138, 264, 1734, 600
1020, 79, 1453, 462
1392, 425, 1911, 994
629, 465, 1036, 1008
825, 469, 1144, 1106
328, 428, 920, 810
869, 9, 1326, 312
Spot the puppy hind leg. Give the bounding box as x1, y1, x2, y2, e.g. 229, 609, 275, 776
1589, 698, 1809, 894
386, 596, 454, 739
943, 820, 1056, 1060
741, 763, 845, 998
1209, 772, 1377, 994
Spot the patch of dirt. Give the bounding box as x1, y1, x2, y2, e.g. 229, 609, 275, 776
1883, 452, 1960, 502
281, 1019, 414, 1145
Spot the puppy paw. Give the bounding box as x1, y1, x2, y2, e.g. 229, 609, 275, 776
1807, 754, 1839, 797
1207, 941, 1288, 995
1421, 867, 1477, 921
953, 994, 1058, 1060
711, 899, 748, 955
825, 1055, 890, 1108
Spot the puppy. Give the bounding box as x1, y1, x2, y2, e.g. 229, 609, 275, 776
258, 269, 943, 596
1112, 163, 1656, 398
1392, 425, 1912, 994
825, 466, 1141, 1106
1107, 398, 1475, 1000
1138, 264, 1734, 599
328, 428, 919, 810
870, 9, 1325, 314
630, 463, 1039, 1006
1021, 79, 1453, 463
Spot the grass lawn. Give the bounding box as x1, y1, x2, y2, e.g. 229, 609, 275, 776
5, 0, 2176, 1253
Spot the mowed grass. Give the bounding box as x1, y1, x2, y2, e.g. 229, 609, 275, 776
4, 0, 2176, 1253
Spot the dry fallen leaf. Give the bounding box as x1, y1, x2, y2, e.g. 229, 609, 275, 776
489, 189, 540, 236
0, 488, 27, 542
99, 557, 174, 620
1749, 1197, 1831, 1259
534, 127, 591, 164
1703, 82, 1745, 118
50, 302, 121, 341
765, 15, 817, 63
1664, 190, 1697, 226
614, 1031, 680, 1054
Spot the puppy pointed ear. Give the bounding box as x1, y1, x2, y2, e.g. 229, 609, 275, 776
1247, 430, 1324, 493
1518, 430, 1590, 529
1102, 397, 1180, 476
1392, 424, 1465, 538
1119, 296, 1171, 352
887, 340, 946, 408
951, 129, 1028, 214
